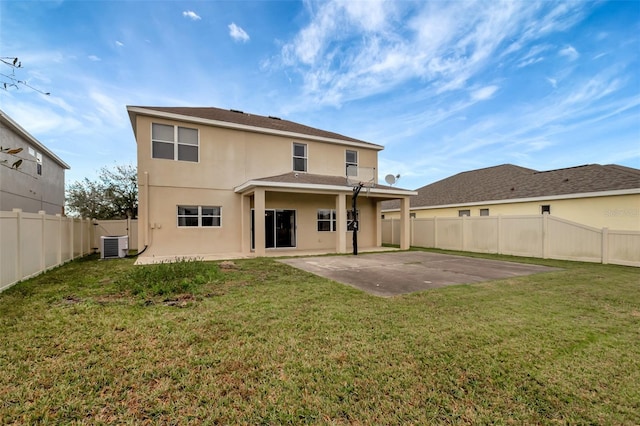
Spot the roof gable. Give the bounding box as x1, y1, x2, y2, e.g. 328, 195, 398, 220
127, 106, 382, 149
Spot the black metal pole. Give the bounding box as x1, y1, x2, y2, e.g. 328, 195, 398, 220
352, 183, 363, 255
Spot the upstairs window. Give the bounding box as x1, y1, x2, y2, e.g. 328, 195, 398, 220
480, 208, 489, 216
541, 205, 551, 214
152, 123, 199, 162
293, 143, 307, 172
346, 150, 358, 176
36, 152, 42, 175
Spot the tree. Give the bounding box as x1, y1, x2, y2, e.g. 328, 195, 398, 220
66, 164, 138, 219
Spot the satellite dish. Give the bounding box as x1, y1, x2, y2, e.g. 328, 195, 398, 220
385, 174, 397, 185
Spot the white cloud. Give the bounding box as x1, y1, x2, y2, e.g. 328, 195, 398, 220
88, 55, 101, 62
516, 43, 552, 68
183, 10, 201, 21
279, 1, 589, 107
228, 23, 250, 42
471, 85, 499, 101
546, 77, 557, 88
559, 45, 579, 60
4, 101, 83, 135
89, 91, 126, 124
115, 41, 124, 47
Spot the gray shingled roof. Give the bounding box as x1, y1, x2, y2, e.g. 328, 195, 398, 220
131, 106, 380, 147
382, 164, 640, 210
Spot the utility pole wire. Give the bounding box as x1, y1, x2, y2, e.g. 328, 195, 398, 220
0, 56, 50, 95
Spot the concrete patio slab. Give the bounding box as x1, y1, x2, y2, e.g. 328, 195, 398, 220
279, 251, 560, 296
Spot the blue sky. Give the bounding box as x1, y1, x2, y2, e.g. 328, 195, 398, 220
1, 0, 638, 190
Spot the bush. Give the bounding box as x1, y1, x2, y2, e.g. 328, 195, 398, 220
115, 258, 221, 297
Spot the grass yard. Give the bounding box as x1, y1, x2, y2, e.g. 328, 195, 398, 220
0, 250, 638, 424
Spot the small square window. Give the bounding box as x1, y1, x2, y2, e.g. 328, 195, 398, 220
480, 209, 489, 216
458, 210, 470, 217
541, 205, 551, 214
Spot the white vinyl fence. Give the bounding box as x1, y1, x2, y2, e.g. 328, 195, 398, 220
1, 209, 93, 291
1, 210, 140, 292
93, 218, 139, 252
382, 215, 639, 267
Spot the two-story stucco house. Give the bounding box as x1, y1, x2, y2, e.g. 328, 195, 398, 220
127, 106, 415, 260
0, 109, 69, 215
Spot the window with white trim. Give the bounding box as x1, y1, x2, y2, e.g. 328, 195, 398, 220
177, 206, 221, 227
346, 150, 358, 176
458, 209, 470, 217
317, 209, 336, 232
293, 143, 307, 172
152, 123, 199, 162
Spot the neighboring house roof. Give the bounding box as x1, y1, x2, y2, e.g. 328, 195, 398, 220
235, 172, 417, 197
382, 164, 640, 210
127, 106, 383, 150
0, 109, 70, 169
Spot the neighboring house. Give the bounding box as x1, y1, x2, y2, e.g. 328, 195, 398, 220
127, 106, 415, 259
382, 164, 640, 230
0, 109, 69, 215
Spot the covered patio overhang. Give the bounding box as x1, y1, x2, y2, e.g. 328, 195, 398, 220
234, 172, 417, 256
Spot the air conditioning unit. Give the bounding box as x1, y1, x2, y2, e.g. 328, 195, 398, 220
100, 236, 129, 259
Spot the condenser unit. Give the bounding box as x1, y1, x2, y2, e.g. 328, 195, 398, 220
100, 236, 129, 259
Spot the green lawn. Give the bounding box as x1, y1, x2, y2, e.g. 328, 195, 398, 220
1, 251, 638, 424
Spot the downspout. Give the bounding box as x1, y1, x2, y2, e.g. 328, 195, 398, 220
144, 171, 149, 247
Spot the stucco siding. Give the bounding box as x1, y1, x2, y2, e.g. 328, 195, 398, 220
135, 115, 380, 191
0, 123, 66, 215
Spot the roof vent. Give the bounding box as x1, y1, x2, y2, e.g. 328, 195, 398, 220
229, 109, 244, 114
268, 115, 281, 120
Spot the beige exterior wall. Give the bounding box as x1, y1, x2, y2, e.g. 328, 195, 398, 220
133, 112, 386, 257
135, 115, 379, 190
384, 193, 640, 231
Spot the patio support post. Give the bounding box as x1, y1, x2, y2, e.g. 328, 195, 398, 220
375, 201, 382, 247
254, 188, 266, 257
335, 193, 347, 253
241, 193, 251, 254
400, 197, 411, 250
